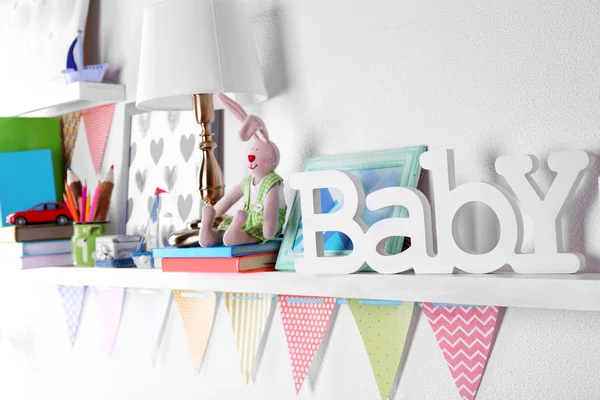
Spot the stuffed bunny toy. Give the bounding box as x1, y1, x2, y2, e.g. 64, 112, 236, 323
199, 94, 287, 247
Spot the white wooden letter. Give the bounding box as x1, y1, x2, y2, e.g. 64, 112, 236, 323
495, 150, 589, 273
289, 170, 368, 274
421, 150, 520, 273
364, 187, 435, 274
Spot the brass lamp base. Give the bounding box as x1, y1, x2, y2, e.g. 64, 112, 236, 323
168, 216, 228, 247
168, 93, 225, 247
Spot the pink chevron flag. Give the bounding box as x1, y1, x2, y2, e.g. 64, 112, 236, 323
421, 303, 500, 400
279, 295, 336, 394
82, 103, 115, 174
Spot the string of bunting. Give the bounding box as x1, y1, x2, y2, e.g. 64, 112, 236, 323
56, 287, 501, 399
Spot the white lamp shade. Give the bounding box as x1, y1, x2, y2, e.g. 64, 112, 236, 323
136, 0, 267, 110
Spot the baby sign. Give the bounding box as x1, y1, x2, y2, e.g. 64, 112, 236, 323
290, 150, 590, 275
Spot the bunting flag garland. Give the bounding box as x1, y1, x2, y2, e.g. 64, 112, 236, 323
82, 103, 116, 174
348, 299, 414, 400
59, 111, 82, 172
224, 293, 273, 383
279, 295, 336, 394
58, 285, 85, 346
174, 290, 217, 374
93, 287, 125, 356
421, 303, 500, 400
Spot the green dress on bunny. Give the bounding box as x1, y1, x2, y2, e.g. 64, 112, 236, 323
217, 172, 286, 243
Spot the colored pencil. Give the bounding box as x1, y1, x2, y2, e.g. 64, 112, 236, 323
67, 168, 82, 205
63, 192, 76, 221
92, 165, 115, 222
88, 186, 101, 223
85, 194, 90, 223
65, 184, 80, 223
80, 181, 87, 222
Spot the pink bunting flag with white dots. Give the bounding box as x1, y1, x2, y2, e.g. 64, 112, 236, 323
279, 295, 336, 394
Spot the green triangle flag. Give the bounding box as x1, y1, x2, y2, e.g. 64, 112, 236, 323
348, 299, 414, 400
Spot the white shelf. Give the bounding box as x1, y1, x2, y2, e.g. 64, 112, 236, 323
16, 268, 600, 312
0, 82, 126, 117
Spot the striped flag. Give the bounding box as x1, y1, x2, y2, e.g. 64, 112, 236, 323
82, 103, 115, 174
421, 303, 500, 400
224, 293, 273, 383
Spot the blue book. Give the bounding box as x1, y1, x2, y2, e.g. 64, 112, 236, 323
0, 239, 71, 259
0, 149, 56, 227
153, 239, 282, 259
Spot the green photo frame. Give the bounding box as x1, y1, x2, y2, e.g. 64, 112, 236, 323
275, 145, 426, 271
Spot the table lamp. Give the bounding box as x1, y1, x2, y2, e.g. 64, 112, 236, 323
136, 0, 267, 245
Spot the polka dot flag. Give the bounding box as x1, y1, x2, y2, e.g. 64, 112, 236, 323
58, 285, 86, 346
173, 290, 217, 374
279, 295, 336, 394
347, 300, 415, 400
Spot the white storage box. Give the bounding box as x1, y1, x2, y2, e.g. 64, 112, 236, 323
94, 235, 141, 260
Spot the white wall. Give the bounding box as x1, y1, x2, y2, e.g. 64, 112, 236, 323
2, 0, 600, 399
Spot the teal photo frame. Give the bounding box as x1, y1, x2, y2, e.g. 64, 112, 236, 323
275, 145, 426, 272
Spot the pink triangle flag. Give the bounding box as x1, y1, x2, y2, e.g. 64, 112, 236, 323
58, 285, 85, 346
93, 287, 125, 356
421, 303, 500, 400
279, 295, 336, 394
82, 103, 116, 174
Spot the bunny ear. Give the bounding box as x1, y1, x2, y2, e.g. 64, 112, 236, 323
218, 93, 247, 122
239, 116, 269, 142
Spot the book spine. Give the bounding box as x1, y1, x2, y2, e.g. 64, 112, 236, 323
161, 258, 240, 273
153, 248, 233, 259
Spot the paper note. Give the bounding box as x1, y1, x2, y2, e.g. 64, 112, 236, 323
348, 299, 414, 400
174, 290, 217, 374
93, 286, 125, 356
0, 149, 56, 226
58, 285, 85, 346
421, 303, 500, 400
279, 295, 336, 393
224, 293, 273, 383
82, 103, 115, 174
59, 111, 81, 172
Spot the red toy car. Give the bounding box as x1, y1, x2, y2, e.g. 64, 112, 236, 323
6, 202, 73, 226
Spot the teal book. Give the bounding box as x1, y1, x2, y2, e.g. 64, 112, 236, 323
0, 118, 63, 200
153, 239, 282, 259
0, 150, 57, 227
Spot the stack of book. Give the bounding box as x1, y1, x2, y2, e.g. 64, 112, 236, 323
0, 224, 73, 269
153, 239, 282, 273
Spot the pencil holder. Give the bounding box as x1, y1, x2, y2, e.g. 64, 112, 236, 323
72, 222, 109, 267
